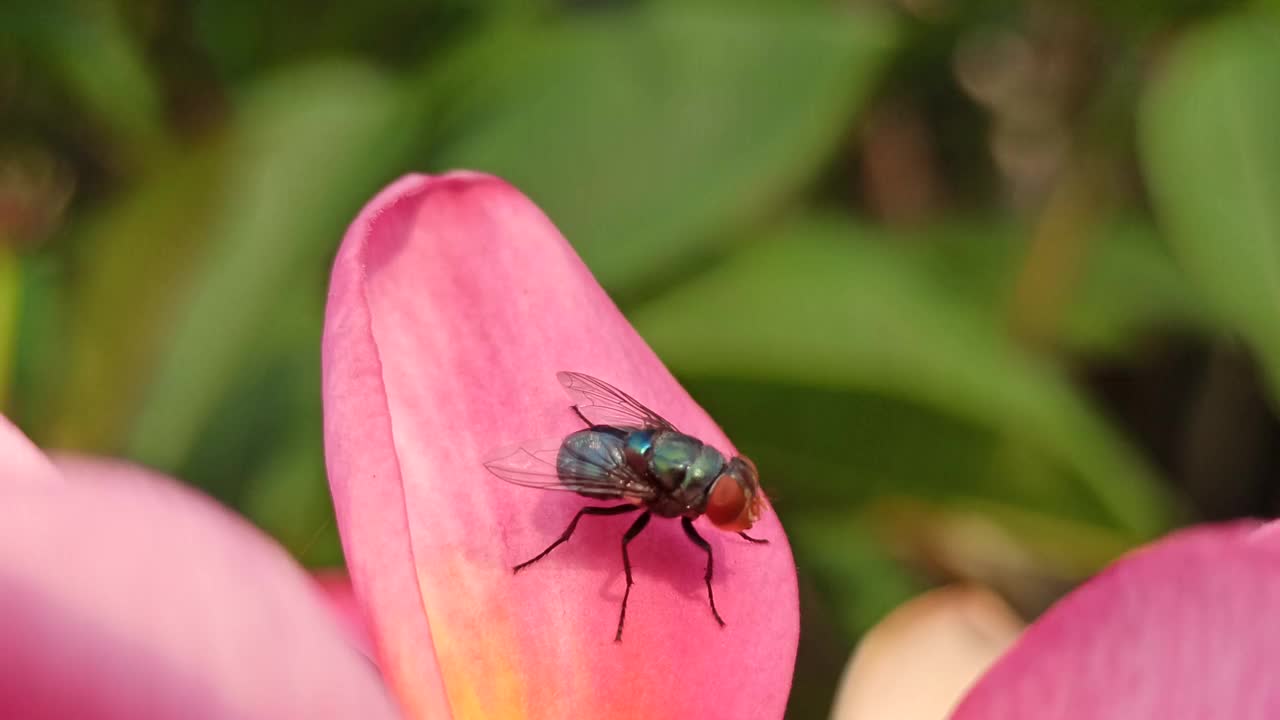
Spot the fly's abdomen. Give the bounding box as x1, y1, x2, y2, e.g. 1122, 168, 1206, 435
557, 429, 629, 499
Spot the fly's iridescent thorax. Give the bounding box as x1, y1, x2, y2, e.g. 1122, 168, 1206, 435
647, 431, 726, 518
648, 433, 725, 489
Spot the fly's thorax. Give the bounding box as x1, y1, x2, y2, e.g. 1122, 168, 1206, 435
647, 432, 725, 493
638, 431, 724, 519
647, 432, 694, 490
684, 444, 727, 493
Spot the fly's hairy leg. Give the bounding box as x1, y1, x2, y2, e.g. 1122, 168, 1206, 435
614, 511, 652, 642
513, 504, 637, 573
683, 517, 726, 627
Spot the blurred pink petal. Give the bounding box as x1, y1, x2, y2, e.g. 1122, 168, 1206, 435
323, 172, 799, 718
0, 446, 400, 720
831, 586, 1022, 720
953, 521, 1279, 719
0, 414, 60, 485
314, 569, 376, 660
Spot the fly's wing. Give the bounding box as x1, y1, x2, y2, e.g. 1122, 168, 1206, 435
483, 436, 657, 502
557, 371, 677, 431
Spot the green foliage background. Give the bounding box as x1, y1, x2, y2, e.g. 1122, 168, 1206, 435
4, 0, 1280, 715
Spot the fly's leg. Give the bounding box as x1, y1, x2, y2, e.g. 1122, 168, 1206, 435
738, 531, 769, 544
572, 406, 592, 427
513, 504, 637, 573
683, 517, 726, 628
615, 511, 652, 643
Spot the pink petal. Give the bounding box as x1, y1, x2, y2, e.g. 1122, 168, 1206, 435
0, 414, 61, 485
314, 569, 377, 660
953, 520, 1280, 719
0, 447, 401, 719
323, 172, 799, 718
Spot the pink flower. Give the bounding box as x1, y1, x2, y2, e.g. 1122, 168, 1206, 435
0, 416, 400, 719
833, 520, 1280, 719
322, 172, 800, 718
0, 172, 798, 719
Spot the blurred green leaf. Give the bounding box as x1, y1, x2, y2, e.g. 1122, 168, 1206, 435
0, 248, 17, 409
126, 62, 411, 471
5, 1, 165, 157
686, 376, 1143, 539
686, 378, 1006, 509
789, 514, 926, 638
1064, 217, 1209, 356
944, 497, 1135, 577
834, 217, 1206, 358
177, 277, 328, 532
45, 145, 226, 452
45, 61, 411, 469
634, 218, 1177, 539
1140, 12, 1280, 400
240, 429, 344, 568
438, 5, 896, 299
10, 253, 65, 435
177, 347, 313, 500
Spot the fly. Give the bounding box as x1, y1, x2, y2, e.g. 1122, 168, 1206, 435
484, 371, 768, 642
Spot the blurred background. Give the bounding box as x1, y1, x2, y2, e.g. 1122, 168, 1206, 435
3, 0, 1279, 715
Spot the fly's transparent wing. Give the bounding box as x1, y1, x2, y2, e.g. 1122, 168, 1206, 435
557, 371, 677, 431
483, 436, 657, 501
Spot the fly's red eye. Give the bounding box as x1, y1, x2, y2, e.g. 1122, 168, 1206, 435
707, 476, 755, 531
706, 477, 745, 526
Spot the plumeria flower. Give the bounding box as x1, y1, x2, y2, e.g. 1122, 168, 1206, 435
1, 172, 799, 719
832, 521, 1280, 719
322, 171, 800, 718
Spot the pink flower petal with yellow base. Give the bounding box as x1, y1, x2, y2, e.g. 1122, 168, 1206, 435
323, 172, 799, 719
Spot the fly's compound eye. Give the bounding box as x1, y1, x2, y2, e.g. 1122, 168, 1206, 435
706, 457, 762, 531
